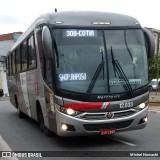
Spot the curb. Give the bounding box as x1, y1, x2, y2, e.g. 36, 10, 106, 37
0, 97, 9, 101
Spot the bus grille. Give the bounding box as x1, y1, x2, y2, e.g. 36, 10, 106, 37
78, 110, 135, 120
83, 120, 133, 131
114, 110, 135, 118
81, 114, 106, 120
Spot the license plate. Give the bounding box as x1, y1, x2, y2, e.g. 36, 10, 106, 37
100, 128, 116, 135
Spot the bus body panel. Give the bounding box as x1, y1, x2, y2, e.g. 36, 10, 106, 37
51, 92, 148, 136
55, 106, 148, 137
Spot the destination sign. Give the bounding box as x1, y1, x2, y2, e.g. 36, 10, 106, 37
65, 30, 96, 37
59, 73, 87, 81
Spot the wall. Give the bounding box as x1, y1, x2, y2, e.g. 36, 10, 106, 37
0, 40, 14, 96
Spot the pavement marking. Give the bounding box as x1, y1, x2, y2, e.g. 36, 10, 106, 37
0, 135, 19, 160
108, 136, 136, 147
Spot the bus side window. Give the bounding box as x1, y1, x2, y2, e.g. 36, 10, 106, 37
16, 47, 21, 73
9, 55, 12, 75
12, 52, 16, 74
6, 57, 8, 75
28, 34, 36, 69
21, 41, 28, 71
46, 59, 53, 89
36, 26, 45, 78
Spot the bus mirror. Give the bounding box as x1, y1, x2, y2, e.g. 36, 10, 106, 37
42, 26, 53, 59
143, 28, 155, 59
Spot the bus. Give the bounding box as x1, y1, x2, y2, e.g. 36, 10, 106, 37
6, 11, 155, 137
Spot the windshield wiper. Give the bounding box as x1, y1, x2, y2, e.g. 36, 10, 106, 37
86, 50, 105, 95
85, 61, 104, 95
111, 46, 134, 98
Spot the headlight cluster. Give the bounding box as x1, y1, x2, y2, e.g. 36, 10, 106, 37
134, 102, 148, 110
60, 106, 80, 116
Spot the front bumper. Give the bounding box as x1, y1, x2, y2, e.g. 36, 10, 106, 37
55, 106, 148, 137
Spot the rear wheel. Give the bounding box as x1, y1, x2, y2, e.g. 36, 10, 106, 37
15, 97, 25, 119
37, 107, 53, 137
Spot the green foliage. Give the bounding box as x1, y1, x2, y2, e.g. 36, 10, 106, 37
149, 55, 160, 80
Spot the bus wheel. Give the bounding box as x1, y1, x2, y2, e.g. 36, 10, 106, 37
37, 108, 53, 137
15, 97, 25, 119
17, 107, 25, 118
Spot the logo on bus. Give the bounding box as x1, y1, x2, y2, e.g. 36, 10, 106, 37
106, 112, 114, 119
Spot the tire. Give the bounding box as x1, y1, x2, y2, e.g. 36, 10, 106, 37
37, 107, 53, 137
15, 97, 25, 119
17, 107, 25, 119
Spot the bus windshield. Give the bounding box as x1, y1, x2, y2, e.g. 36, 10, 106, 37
52, 29, 148, 94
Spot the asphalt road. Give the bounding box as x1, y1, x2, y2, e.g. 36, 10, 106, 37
0, 100, 160, 160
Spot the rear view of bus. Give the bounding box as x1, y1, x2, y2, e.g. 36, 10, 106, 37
7, 11, 155, 137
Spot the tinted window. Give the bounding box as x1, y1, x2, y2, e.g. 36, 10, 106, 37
9, 55, 12, 75
53, 29, 148, 94
6, 57, 9, 75
21, 42, 28, 71
36, 26, 45, 78
15, 47, 21, 73
28, 34, 36, 69
12, 52, 16, 74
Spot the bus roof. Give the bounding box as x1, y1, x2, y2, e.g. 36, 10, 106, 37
38, 11, 141, 28
10, 11, 141, 53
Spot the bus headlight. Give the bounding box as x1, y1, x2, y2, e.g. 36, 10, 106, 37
66, 108, 76, 115
134, 102, 148, 110
138, 103, 146, 109
60, 107, 79, 116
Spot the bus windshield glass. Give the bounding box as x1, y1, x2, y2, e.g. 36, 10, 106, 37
52, 29, 148, 94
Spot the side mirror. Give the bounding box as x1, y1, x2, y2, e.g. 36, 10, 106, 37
42, 26, 53, 59
143, 28, 155, 59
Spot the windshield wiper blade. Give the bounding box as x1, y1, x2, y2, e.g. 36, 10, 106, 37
111, 46, 134, 98
111, 47, 117, 77
86, 61, 104, 95
85, 49, 105, 96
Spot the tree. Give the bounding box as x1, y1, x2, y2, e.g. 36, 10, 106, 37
149, 55, 160, 81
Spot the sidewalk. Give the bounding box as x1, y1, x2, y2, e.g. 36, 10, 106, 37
149, 92, 160, 111
0, 96, 9, 101
149, 91, 160, 102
